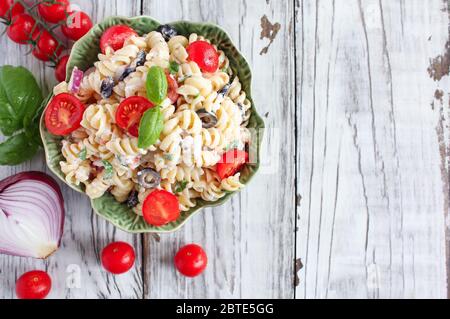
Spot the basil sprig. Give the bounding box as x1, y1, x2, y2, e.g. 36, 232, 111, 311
0, 65, 43, 165
146, 66, 168, 105
138, 106, 164, 149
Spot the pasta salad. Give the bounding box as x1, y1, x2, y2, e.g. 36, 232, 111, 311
44, 24, 252, 226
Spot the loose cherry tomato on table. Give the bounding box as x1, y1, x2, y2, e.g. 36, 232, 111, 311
45, 93, 85, 136
61, 11, 92, 41
101, 242, 136, 275
115, 96, 154, 137
32, 30, 63, 62
0, 0, 24, 20
7, 14, 38, 44
174, 244, 208, 277
216, 149, 249, 180
187, 41, 219, 73
100, 25, 138, 54
55, 55, 69, 82
142, 190, 180, 226
166, 72, 179, 103
37, 0, 70, 24
15, 270, 52, 299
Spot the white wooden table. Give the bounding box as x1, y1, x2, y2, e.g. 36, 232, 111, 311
0, 0, 449, 299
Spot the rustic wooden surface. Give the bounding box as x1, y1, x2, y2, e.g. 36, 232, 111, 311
0, 0, 449, 299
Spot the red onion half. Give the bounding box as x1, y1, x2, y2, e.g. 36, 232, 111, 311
0, 172, 65, 259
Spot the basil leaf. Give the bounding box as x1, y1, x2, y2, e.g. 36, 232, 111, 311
146, 66, 168, 105
0, 66, 43, 136
0, 132, 40, 165
138, 106, 163, 149
78, 147, 87, 160
175, 180, 188, 193
169, 61, 180, 75
102, 160, 114, 179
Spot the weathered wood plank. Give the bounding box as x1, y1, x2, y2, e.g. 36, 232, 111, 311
142, 0, 296, 299
295, 0, 449, 299
0, 0, 143, 299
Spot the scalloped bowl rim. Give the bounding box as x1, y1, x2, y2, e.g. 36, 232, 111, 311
40, 16, 265, 233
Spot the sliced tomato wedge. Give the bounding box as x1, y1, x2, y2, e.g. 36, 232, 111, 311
216, 149, 249, 180
100, 25, 138, 54
115, 96, 154, 137
166, 72, 179, 103
142, 190, 181, 226
44, 93, 85, 136
187, 41, 219, 73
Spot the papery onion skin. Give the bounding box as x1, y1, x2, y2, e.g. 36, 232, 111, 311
0, 172, 65, 259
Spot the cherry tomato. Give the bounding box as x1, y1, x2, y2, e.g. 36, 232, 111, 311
61, 11, 92, 41
55, 55, 69, 82
142, 190, 180, 226
216, 149, 249, 180
15, 270, 51, 299
32, 47, 51, 61
174, 244, 208, 277
187, 41, 219, 73
166, 72, 179, 103
7, 14, 38, 44
100, 25, 138, 54
0, 0, 24, 20
101, 242, 136, 275
116, 96, 154, 137
45, 93, 85, 136
32, 30, 63, 62
37, 0, 69, 24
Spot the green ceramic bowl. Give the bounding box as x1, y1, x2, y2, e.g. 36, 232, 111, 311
40, 16, 265, 233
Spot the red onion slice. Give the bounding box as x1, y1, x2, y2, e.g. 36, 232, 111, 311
68, 67, 84, 94
0, 172, 65, 259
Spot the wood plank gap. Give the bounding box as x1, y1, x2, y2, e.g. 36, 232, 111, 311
293, 0, 300, 299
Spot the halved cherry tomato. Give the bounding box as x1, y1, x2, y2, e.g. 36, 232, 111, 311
45, 93, 85, 136
116, 96, 154, 137
187, 41, 219, 73
7, 14, 38, 44
55, 55, 69, 82
61, 11, 92, 41
174, 244, 208, 277
216, 149, 249, 180
100, 25, 138, 54
37, 0, 69, 24
15, 270, 51, 299
101, 242, 136, 275
166, 72, 179, 103
32, 30, 63, 61
0, 0, 24, 20
142, 190, 180, 226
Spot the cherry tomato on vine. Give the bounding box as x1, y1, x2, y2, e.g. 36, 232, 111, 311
187, 41, 219, 73
166, 72, 179, 103
0, 0, 24, 20
55, 55, 69, 82
142, 190, 180, 226
101, 242, 136, 275
115, 96, 154, 137
7, 14, 38, 44
174, 244, 208, 277
61, 11, 92, 41
45, 93, 85, 136
37, 0, 70, 24
32, 30, 63, 62
15, 270, 52, 299
216, 149, 249, 180
100, 25, 138, 54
